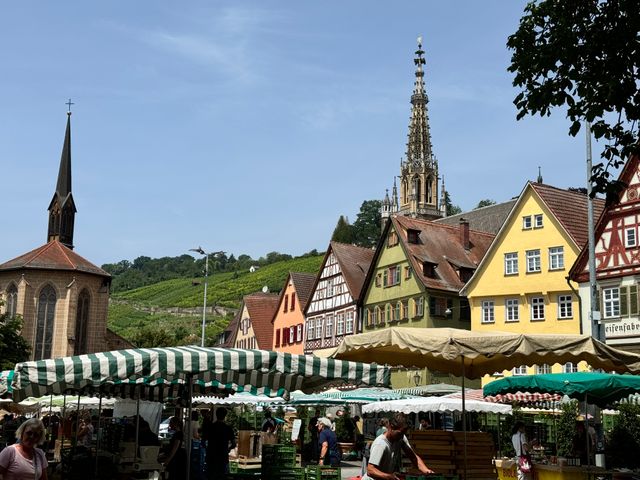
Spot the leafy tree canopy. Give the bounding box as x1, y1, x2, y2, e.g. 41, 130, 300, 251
352, 200, 382, 248
508, 0, 640, 203
475, 199, 496, 209
331, 215, 355, 244
0, 306, 30, 370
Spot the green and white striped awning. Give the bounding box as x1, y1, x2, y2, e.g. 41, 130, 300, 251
319, 387, 415, 403
12, 346, 390, 402
0, 370, 14, 398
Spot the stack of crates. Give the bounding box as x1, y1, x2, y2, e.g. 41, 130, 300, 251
261, 444, 304, 480
305, 465, 341, 480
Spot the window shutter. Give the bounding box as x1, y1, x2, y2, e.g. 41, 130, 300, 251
383, 270, 388, 287
631, 285, 639, 316
275, 329, 280, 347
621, 286, 629, 317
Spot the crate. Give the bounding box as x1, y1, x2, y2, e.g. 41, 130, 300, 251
262, 465, 305, 480
305, 465, 341, 480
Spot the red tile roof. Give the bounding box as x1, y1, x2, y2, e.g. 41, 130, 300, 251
289, 272, 317, 312
0, 241, 110, 277
244, 292, 280, 350
331, 241, 375, 300
531, 182, 605, 248
392, 216, 495, 293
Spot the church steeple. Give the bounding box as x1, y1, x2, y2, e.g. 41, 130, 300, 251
47, 108, 77, 249
396, 36, 441, 220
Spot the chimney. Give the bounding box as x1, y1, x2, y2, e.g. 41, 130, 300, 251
459, 218, 470, 250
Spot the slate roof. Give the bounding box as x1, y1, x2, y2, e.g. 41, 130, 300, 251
289, 272, 317, 312
331, 241, 375, 300
392, 215, 495, 293
244, 292, 280, 350
434, 199, 517, 234
0, 241, 110, 277
530, 182, 605, 248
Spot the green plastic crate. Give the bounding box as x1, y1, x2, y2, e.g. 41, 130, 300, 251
305, 465, 341, 480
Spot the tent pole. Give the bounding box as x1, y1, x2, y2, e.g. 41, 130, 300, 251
185, 374, 193, 480
74, 394, 81, 455
61, 394, 67, 455
95, 390, 103, 479
584, 394, 591, 467
461, 356, 467, 480
496, 414, 501, 457
135, 393, 141, 464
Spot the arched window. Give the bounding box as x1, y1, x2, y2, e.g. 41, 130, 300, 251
75, 289, 90, 355
416, 178, 422, 203
426, 176, 433, 203
35, 285, 57, 360
402, 180, 408, 204
6, 284, 17, 319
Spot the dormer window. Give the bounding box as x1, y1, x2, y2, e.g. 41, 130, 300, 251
459, 268, 473, 283
422, 261, 437, 278
407, 229, 421, 244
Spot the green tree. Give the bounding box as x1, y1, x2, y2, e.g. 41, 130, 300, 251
130, 325, 175, 348
475, 199, 496, 209
508, 0, 640, 203
352, 200, 382, 248
444, 192, 462, 216
0, 307, 30, 370
331, 215, 355, 244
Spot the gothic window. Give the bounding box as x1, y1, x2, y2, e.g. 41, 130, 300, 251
75, 289, 90, 355
6, 284, 18, 319
35, 285, 57, 360
415, 178, 422, 202
402, 180, 408, 204
427, 176, 433, 203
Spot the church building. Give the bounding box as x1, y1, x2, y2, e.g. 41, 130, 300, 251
381, 37, 447, 222
0, 111, 120, 360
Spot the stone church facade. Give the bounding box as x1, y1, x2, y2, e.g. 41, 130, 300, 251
0, 111, 117, 360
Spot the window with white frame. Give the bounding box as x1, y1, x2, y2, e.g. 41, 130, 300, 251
549, 246, 565, 270
626, 227, 637, 248
603, 287, 620, 318
402, 300, 409, 319
558, 295, 573, 319
325, 316, 334, 337
523, 216, 532, 229
534, 214, 543, 228
513, 365, 528, 376
307, 319, 315, 340
326, 278, 334, 297
296, 324, 302, 342
372, 307, 379, 325
289, 327, 295, 344
415, 297, 424, 317
536, 364, 551, 375
531, 297, 545, 320
504, 252, 519, 275
563, 362, 578, 373
336, 313, 345, 336
526, 249, 541, 273
315, 318, 323, 338
505, 298, 519, 322
481, 300, 495, 323
395, 302, 401, 321
346, 310, 354, 333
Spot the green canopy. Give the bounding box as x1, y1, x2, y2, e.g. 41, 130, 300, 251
11, 346, 390, 402
483, 372, 640, 407
0, 370, 14, 398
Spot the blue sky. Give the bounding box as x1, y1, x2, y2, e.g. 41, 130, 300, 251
1, 2, 600, 266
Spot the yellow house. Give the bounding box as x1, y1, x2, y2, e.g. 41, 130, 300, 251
461, 182, 604, 381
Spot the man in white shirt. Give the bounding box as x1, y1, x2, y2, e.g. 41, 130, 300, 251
363, 413, 433, 480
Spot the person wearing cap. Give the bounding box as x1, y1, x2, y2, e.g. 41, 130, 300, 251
317, 418, 340, 467
363, 413, 433, 480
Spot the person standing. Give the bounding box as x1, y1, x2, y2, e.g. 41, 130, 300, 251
77, 416, 94, 450
363, 413, 433, 480
162, 417, 187, 480
203, 407, 236, 479
317, 418, 340, 467
261, 410, 276, 433
0, 418, 49, 480
308, 409, 321, 461
511, 421, 530, 480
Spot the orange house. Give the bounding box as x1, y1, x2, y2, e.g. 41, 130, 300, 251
272, 272, 316, 354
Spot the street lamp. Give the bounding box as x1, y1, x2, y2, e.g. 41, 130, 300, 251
189, 247, 224, 347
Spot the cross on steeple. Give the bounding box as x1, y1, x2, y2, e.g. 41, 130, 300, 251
66, 98, 74, 114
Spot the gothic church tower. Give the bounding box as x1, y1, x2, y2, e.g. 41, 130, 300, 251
382, 37, 445, 222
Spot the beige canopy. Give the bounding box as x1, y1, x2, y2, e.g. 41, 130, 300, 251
332, 327, 640, 378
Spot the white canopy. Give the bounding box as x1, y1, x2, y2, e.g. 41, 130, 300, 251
362, 396, 512, 415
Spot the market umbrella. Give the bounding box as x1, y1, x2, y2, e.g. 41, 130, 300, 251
287, 392, 347, 406
391, 383, 462, 397
11, 346, 390, 402
192, 392, 285, 407
482, 372, 640, 407
332, 327, 640, 377
319, 387, 415, 403
362, 396, 512, 415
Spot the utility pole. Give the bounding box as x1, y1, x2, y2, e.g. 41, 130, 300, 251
586, 122, 603, 341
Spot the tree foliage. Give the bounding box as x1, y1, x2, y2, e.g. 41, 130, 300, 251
508, 0, 640, 203
0, 306, 30, 370
444, 192, 462, 216
475, 199, 496, 209
607, 403, 640, 468
352, 200, 382, 248
331, 215, 355, 244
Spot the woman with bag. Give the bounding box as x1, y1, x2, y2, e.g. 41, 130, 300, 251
511, 421, 531, 480
0, 418, 48, 480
